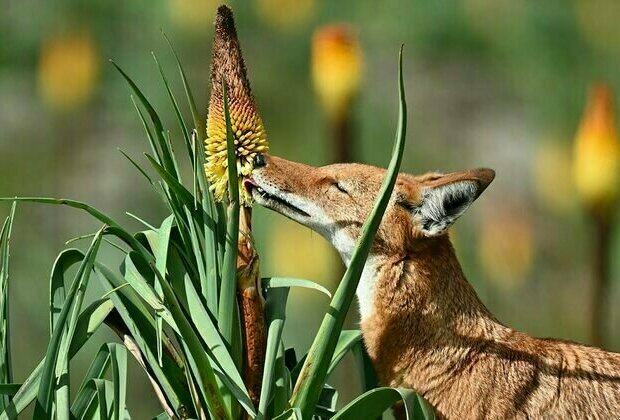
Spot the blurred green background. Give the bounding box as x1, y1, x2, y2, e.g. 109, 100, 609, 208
2, 0, 620, 417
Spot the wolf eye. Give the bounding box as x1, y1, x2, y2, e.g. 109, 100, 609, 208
334, 182, 348, 194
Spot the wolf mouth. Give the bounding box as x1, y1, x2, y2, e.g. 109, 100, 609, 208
246, 179, 310, 218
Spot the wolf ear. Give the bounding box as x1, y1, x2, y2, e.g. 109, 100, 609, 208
412, 168, 495, 237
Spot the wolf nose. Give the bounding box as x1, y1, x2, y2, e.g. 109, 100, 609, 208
253, 153, 266, 168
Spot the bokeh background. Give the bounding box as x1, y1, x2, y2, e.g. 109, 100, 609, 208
3, 0, 620, 417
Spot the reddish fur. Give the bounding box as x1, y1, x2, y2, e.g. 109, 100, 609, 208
253, 155, 620, 419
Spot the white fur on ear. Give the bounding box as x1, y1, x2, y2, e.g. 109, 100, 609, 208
415, 181, 478, 236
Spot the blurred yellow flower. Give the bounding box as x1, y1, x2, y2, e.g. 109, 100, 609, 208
534, 140, 575, 214
573, 84, 620, 215
478, 209, 534, 288
312, 25, 362, 121
256, 0, 316, 31
38, 31, 99, 109
205, 6, 269, 206
168, 0, 220, 32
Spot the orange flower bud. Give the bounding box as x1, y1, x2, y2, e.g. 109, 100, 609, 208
311, 25, 362, 120
573, 84, 620, 215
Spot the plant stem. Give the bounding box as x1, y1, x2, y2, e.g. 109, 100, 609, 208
237, 207, 266, 409
330, 109, 353, 163
590, 213, 612, 347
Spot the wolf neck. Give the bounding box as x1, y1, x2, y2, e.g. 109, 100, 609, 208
349, 235, 508, 389
347, 234, 496, 324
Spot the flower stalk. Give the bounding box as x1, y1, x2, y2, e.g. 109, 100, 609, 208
573, 83, 620, 346
312, 24, 362, 162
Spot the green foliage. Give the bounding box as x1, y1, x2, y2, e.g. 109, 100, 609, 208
0, 43, 434, 419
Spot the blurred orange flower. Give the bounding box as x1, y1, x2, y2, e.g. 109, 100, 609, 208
38, 31, 100, 110
573, 84, 620, 215
312, 25, 362, 121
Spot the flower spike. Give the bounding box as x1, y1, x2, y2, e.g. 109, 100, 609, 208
205, 5, 269, 206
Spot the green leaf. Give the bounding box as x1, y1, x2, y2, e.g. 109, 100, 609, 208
351, 345, 379, 415
257, 286, 290, 420
270, 344, 291, 417
96, 262, 192, 417
150, 264, 231, 419
0, 202, 16, 411
0, 198, 146, 255
152, 52, 193, 168
111, 61, 178, 180
108, 343, 128, 420
87, 379, 111, 420
49, 249, 84, 334
331, 387, 418, 420
163, 33, 204, 137
34, 229, 104, 418
273, 407, 303, 420
290, 47, 408, 418
118, 149, 155, 186
0, 296, 112, 419
154, 216, 173, 367
327, 330, 363, 376
70, 344, 112, 419
182, 274, 255, 417
418, 396, 435, 420
262, 277, 332, 299
217, 80, 241, 356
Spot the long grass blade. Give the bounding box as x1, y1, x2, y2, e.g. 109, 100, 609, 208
95, 262, 192, 417
49, 249, 84, 335
262, 277, 332, 299
192, 130, 221, 312
0, 203, 16, 411
89, 379, 111, 420
0, 198, 146, 256
164, 34, 205, 137
118, 148, 155, 186
150, 265, 231, 420
218, 80, 240, 350
167, 19, 218, 303
34, 229, 104, 418
327, 330, 363, 376
182, 275, 255, 417
70, 344, 111, 419
289, 46, 408, 417
111, 61, 178, 180
108, 343, 128, 420
0, 297, 113, 420
152, 52, 193, 165
257, 286, 289, 420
